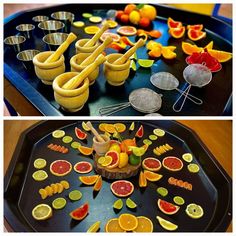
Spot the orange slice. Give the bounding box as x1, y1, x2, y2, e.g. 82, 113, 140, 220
39, 188, 48, 199
78, 145, 93, 156
114, 123, 126, 133
167, 17, 182, 28
182, 42, 203, 55
105, 218, 125, 232
79, 175, 99, 185
45, 186, 53, 196
187, 29, 206, 41
104, 124, 116, 133
134, 216, 153, 232
99, 123, 107, 132
204, 41, 214, 50
118, 213, 138, 231
148, 47, 162, 58
169, 26, 185, 39
161, 47, 177, 59
139, 171, 147, 187
207, 49, 232, 63
144, 170, 163, 181
56, 183, 64, 193
84, 26, 100, 35
60, 180, 70, 189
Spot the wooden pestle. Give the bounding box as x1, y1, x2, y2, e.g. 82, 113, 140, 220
112, 39, 145, 65
86, 121, 105, 143
62, 54, 106, 90
83, 23, 109, 47
80, 36, 113, 66
45, 33, 77, 63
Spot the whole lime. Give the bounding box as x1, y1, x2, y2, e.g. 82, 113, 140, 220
129, 153, 141, 165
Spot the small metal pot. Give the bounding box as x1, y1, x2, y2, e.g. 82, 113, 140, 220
16, 24, 35, 39
4, 35, 26, 53
38, 20, 65, 35
32, 15, 49, 23
17, 49, 40, 71
51, 11, 74, 33
43, 32, 69, 51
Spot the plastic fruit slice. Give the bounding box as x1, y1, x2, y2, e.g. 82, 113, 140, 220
169, 26, 185, 38
34, 158, 47, 169
161, 47, 177, 59
135, 216, 153, 232
157, 199, 180, 215
114, 123, 126, 133
138, 59, 154, 68
156, 216, 178, 231
32, 204, 52, 221
142, 158, 161, 172
50, 184, 58, 194
144, 170, 162, 181
126, 198, 137, 209
74, 161, 93, 174
71, 141, 81, 149
153, 128, 165, 137
52, 197, 67, 209
70, 202, 89, 220
105, 218, 125, 232
139, 171, 147, 187
185, 203, 204, 219
130, 60, 136, 71
87, 221, 101, 232
78, 145, 93, 156
93, 175, 102, 191
204, 41, 214, 50
117, 26, 137, 36
149, 47, 162, 58
173, 196, 185, 205
104, 124, 116, 133
187, 163, 200, 173
162, 156, 183, 171
182, 153, 193, 162
84, 26, 100, 35
157, 187, 168, 197
45, 186, 53, 196
167, 17, 182, 28
129, 122, 135, 131
52, 130, 65, 138
32, 170, 48, 181
100, 32, 120, 42
69, 190, 82, 201
83, 13, 92, 18
62, 135, 73, 143
73, 21, 85, 28
56, 183, 64, 193
110, 180, 134, 197
187, 29, 206, 41
50, 160, 72, 176
113, 199, 123, 210
207, 49, 232, 63
187, 24, 203, 31
118, 213, 138, 231
60, 180, 70, 189
105, 151, 120, 169
182, 42, 203, 55
75, 127, 87, 140
135, 125, 144, 138
79, 175, 99, 185
89, 16, 102, 23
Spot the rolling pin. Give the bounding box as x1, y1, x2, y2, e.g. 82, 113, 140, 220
112, 38, 144, 65
80, 36, 113, 66
62, 54, 106, 90
45, 32, 77, 63
86, 121, 105, 143
83, 23, 109, 47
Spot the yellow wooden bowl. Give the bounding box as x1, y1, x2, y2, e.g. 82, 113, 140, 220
75, 38, 99, 54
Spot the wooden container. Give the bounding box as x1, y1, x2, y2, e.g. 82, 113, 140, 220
33, 51, 65, 85
75, 38, 99, 54
92, 134, 111, 156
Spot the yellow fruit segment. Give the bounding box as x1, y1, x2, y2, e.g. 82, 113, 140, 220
207, 49, 232, 63
182, 42, 203, 55
87, 221, 101, 232
118, 213, 138, 231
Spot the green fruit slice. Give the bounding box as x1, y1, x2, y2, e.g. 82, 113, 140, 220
130, 60, 136, 71
138, 59, 154, 68
126, 198, 137, 209
153, 128, 165, 137
62, 135, 73, 143
52, 197, 67, 209
182, 153, 193, 163
143, 139, 152, 145
69, 190, 82, 201
156, 216, 178, 231
73, 21, 85, 28
52, 130, 65, 138
185, 203, 204, 219
187, 163, 200, 173
82, 13, 92, 18
130, 52, 137, 61
157, 187, 168, 197
34, 158, 47, 169
130, 147, 146, 157
71, 141, 81, 149
149, 134, 158, 140
32, 204, 52, 220
32, 170, 48, 181
173, 196, 185, 205
87, 221, 101, 232
113, 199, 123, 210
129, 122, 135, 131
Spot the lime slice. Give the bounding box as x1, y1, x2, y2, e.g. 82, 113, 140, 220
129, 147, 146, 157
87, 221, 101, 232
89, 16, 102, 23
130, 52, 137, 61
32, 204, 52, 220
149, 134, 158, 140
98, 156, 106, 165
173, 196, 185, 205
129, 122, 135, 131
34, 158, 47, 169
143, 139, 152, 145
32, 170, 48, 181
69, 190, 82, 201
182, 153, 193, 163
130, 60, 136, 71
113, 199, 123, 210
157, 187, 168, 197
185, 203, 204, 219
52, 130, 65, 138
187, 163, 200, 173
71, 141, 81, 149
126, 198, 137, 209
82, 121, 91, 131
138, 59, 154, 68
153, 128, 165, 137
73, 21, 85, 28
62, 135, 73, 143
82, 13, 92, 18
156, 216, 178, 231
52, 197, 67, 209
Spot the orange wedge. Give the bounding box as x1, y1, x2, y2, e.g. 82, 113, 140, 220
79, 175, 99, 185
78, 145, 93, 156
182, 42, 203, 55
169, 26, 185, 39
187, 29, 206, 41
161, 47, 177, 59
207, 49, 232, 63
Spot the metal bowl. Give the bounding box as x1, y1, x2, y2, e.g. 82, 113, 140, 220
32, 15, 49, 23
43, 32, 69, 51
17, 49, 40, 71
38, 20, 65, 35
4, 35, 26, 53
51, 11, 74, 32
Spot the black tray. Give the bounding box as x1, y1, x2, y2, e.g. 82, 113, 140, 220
4, 120, 232, 232
4, 4, 232, 116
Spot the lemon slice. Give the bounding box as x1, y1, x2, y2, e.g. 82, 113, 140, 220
149, 134, 157, 140
34, 158, 47, 169
69, 190, 82, 201
98, 156, 106, 165
84, 26, 100, 35
52, 197, 67, 210
73, 21, 85, 28
129, 122, 135, 131
157, 187, 168, 197
138, 59, 154, 68
126, 198, 137, 209
32, 204, 52, 220
71, 141, 81, 149
173, 196, 185, 205
156, 216, 178, 231
187, 163, 200, 173
182, 153, 193, 163
82, 13, 92, 18
185, 203, 204, 219
113, 199, 123, 210
153, 128, 165, 137
52, 130, 65, 138
82, 121, 91, 131
32, 170, 48, 181
89, 16, 102, 23
62, 135, 73, 143
143, 139, 152, 145
102, 156, 113, 166
87, 221, 101, 232
102, 20, 118, 28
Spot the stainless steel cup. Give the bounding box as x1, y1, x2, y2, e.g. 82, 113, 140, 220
16, 24, 35, 39
4, 35, 26, 53
17, 49, 40, 71
43, 32, 69, 51
51, 11, 74, 33
32, 15, 49, 23
38, 20, 65, 35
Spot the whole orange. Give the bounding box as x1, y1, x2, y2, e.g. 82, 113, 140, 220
120, 14, 129, 24
116, 10, 124, 21
139, 5, 157, 21
139, 17, 151, 28
124, 4, 136, 15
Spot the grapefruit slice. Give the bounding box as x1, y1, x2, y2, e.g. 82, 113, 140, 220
187, 24, 203, 31
75, 127, 87, 140
117, 26, 137, 36
144, 170, 163, 181
167, 17, 182, 28
50, 160, 72, 176
79, 175, 99, 185
142, 157, 162, 172
105, 150, 120, 169
169, 26, 185, 39
70, 202, 89, 220
135, 125, 144, 138
162, 156, 183, 171
110, 180, 134, 197
74, 161, 92, 174
187, 29, 206, 41
100, 32, 120, 42
157, 199, 180, 215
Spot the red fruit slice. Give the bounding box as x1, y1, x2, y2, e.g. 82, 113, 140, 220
167, 17, 182, 28
117, 26, 137, 36
157, 199, 180, 215
70, 202, 89, 220
50, 160, 72, 176
135, 125, 144, 138
74, 161, 93, 174
75, 127, 87, 140
162, 156, 183, 171
187, 24, 203, 31
187, 29, 206, 41
100, 32, 120, 42
105, 150, 120, 169
110, 180, 134, 197
142, 157, 162, 172
169, 26, 185, 39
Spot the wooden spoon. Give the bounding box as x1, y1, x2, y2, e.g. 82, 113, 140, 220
86, 121, 105, 143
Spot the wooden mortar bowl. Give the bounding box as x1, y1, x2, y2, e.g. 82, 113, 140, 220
92, 134, 111, 156
75, 38, 99, 54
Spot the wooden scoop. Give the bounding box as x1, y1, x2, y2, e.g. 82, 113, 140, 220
112, 38, 144, 65
86, 121, 105, 143
45, 32, 77, 63
80, 36, 113, 66
62, 54, 106, 90
83, 23, 109, 47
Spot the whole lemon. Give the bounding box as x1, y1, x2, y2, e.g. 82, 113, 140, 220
109, 143, 121, 154
129, 10, 141, 25
118, 152, 129, 168
139, 5, 157, 21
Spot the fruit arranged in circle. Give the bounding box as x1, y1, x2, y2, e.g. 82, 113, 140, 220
118, 152, 129, 168
117, 26, 137, 36
52, 197, 67, 210
157, 187, 168, 197
142, 157, 162, 172
126, 198, 137, 209
110, 180, 134, 197
105, 151, 120, 169
187, 24, 203, 31
118, 213, 138, 231
129, 153, 141, 166
187, 163, 200, 173
93, 175, 103, 191
167, 17, 182, 28
87, 221, 101, 232
114, 123, 126, 133
139, 171, 147, 187
144, 170, 163, 182
33, 158, 47, 169
78, 145, 93, 156
75, 127, 87, 140
101, 156, 113, 167
157, 199, 180, 215
79, 175, 99, 185
162, 156, 183, 171
135, 216, 153, 232
69, 190, 82, 201
74, 161, 93, 174
207, 49, 232, 63
173, 196, 185, 205
153, 128, 165, 137
120, 139, 136, 154
139, 4, 157, 21
50, 160, 72, 176
82, 121, 90, 131
32, 204, 52, 221
187, 29, 206, 41
105, 218, 125, 232
52, 130, 65, 139
62, 135, 73, 143
156, 216, 178, 231
135, 125, 144, 138
185, 203, 204, 219
70, 202, 89, 221
113, 199, 123, 210
182, 42, 203, 55
32, 170, 48, 181
169, 26, 185, 39
182, 153, 193, 162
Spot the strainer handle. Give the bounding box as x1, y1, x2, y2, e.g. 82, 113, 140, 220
173, 85, 192, 112
176, 88, 203, 105
98, 102, 130, 116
